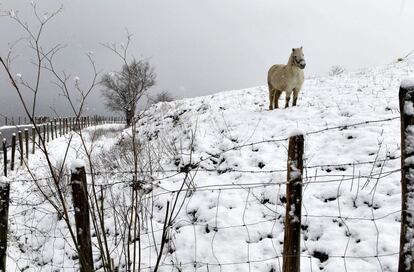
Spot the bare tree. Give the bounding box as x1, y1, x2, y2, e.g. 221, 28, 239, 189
0, 4, 101, 271
101, 58, 156, 127
152, 91, 174, 103
329, 65, 346, 76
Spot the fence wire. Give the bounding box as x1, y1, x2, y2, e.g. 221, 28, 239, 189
0, 115, 402, 271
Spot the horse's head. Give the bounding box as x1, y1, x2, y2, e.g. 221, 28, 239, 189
291, 47, 306, 69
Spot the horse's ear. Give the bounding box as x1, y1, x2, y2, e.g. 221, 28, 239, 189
292, 48, 295, 52
300, 46, 303, 49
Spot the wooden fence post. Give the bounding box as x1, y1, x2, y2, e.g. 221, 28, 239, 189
52, 118, 58, 138
38, 126, 41, 146
24, 129, 29, 160
59, 118, 62, 136
0, 177, 10, 272
46, 123, 50, 143
283, 134, 304, 272
71, 165, 94, 272
31, 127, 36, 154
10, 134, 16, 171
18, 131, 23, 166
2, 140, 6, 177
42, 124, 46, 144
398, 81, 414, 272
50, 121, 54, 141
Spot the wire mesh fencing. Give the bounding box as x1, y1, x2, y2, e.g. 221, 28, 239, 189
0, 104, 407, 271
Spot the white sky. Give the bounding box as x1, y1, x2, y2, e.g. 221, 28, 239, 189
0, 0, 413, 117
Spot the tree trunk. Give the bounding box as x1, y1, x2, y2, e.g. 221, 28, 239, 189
125, 109, 134, 127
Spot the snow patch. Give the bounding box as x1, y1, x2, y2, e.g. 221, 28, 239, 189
287, 128, 305, 137
402, 77, 414, 89
0, 177, 10, 187
405, 101, 414, 116
70, 159, 85, 172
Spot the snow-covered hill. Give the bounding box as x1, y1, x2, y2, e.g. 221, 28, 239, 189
5, 59, 414, 272
134, 59, 414, 271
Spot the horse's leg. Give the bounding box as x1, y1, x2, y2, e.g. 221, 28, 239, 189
293, 88, 300, 106
268, 87, 275, 110
274, 90, 282, 109
285, 90, 292, 108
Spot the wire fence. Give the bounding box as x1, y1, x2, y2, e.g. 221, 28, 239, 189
0, 112, 403, 271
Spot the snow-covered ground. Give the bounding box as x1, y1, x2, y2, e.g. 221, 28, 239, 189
134, 59, 411, 272
4, 58, 414, 271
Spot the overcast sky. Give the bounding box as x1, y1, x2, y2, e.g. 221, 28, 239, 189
0, 0, 413, 119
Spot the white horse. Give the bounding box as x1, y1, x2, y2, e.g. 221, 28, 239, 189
267, 47, 306, 109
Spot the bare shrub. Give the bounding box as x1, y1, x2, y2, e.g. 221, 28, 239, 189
329, 65, 346, 76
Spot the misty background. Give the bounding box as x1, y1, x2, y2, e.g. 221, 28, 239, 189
0, 0, 413, 120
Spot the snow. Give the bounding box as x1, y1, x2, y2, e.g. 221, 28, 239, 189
405, 101, 414, 115
0, 176, 10, 187
132, 59, 410, 271
4, 58, 414, 271
287, 128, 305, 137
70, 159, 85, 172
402, 77, 414, 89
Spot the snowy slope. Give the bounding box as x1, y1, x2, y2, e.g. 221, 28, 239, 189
133, 59, 414, 271
4, 59, 414, 272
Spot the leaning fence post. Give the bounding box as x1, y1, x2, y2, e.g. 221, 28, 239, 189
0, 176, 10, 272
71, 164, 94, 272
398, 80, 414, 272
283, 134, 304, 272
10, 134, 16, 171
